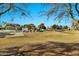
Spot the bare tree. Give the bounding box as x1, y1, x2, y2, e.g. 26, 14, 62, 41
0, 3, 31, 18
1, 3, 79, 30
41, 3, 79, 30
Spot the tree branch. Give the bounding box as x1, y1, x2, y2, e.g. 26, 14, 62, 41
68, 3, 75, 19
0, 4, 11, 15
75, 3, 79, 15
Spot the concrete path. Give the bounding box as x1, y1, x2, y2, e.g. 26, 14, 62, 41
6, 32, 24, 38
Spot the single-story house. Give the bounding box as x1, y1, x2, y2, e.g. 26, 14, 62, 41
5, 23, 21, 30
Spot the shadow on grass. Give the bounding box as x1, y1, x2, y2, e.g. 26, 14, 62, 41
0, 41, 79, 56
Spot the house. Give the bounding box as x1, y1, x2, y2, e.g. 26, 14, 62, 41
22, 24, 37, 32
0, 25, 5, 30
22, 27, 37, 32
5, 23, 21, 30
22, 28, 29, 32
0, 27, 4, 30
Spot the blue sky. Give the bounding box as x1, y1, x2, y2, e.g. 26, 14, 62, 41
0, 3, 77, 27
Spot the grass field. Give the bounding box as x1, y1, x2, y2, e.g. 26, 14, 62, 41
0, 31, 79, 49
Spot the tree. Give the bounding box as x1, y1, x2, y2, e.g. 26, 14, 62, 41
41, 3, 79, 30
51, 24, 64, 30
22, 24, 29, 28
0, 3, 31, 20
22, 24, 36, 30
29, 24, 36, 30
1, 3, 79, 30
51, 24, 58, 29
38, 23, 46, 30
63, 25, 68, 29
